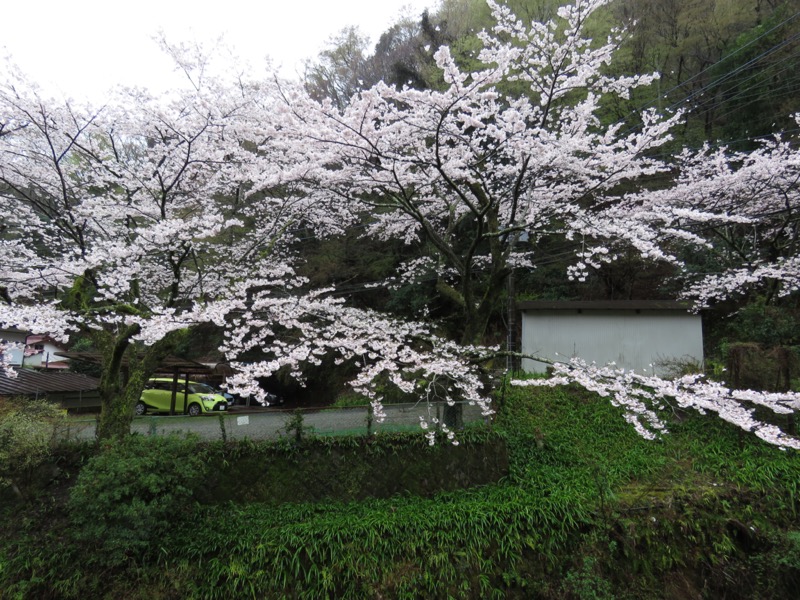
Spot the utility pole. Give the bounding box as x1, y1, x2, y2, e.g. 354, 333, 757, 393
507, 267, 516, 373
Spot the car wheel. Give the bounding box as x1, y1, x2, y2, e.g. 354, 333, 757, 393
135, 401, 147, 416
188, 403, 202, 416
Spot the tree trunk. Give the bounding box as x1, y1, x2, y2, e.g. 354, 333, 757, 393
95, 329, 185, 441
96, 380, 135, 442
458, 265, 510, 346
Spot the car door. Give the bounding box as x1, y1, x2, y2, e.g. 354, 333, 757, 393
165, 381, 189, 413
141, 380, 166, 412
144, 380, 188, 413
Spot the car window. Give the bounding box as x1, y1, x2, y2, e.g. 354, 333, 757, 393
148, 380, 185, 393
188, 383, 215, 394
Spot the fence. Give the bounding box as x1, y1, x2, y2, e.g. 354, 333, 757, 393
60, 400, 491, 442
51, 389, 101, 412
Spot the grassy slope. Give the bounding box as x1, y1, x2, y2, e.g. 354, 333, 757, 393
2, 384, 800, 599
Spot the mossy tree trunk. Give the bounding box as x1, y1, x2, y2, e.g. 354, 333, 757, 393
95, 327, 186, 442
63, 271, 195, 441
425, 187, 514, 348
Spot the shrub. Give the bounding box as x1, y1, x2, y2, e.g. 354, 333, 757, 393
284, 409, 315, 443
0, 397, 66, 499
67, 433, 208, 567
330, 392, 371, 408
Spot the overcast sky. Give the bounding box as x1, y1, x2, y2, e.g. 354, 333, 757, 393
3, 0, 440, 102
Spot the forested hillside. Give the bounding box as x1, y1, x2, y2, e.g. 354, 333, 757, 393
307, 0, 800, 146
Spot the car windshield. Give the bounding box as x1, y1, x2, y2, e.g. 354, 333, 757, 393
188, 383, 216, 394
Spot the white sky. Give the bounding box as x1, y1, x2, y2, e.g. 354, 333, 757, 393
2, 0, 441, 102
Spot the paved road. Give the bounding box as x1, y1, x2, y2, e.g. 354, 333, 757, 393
62, 402, 488, 441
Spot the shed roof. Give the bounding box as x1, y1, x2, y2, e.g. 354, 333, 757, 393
0, 369, 99, 397
517, 300, 694, 312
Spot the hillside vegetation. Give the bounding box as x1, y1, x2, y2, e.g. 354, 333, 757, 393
1, 383, 799, 598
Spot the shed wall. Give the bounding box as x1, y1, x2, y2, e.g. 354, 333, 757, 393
520, 310, 703, 376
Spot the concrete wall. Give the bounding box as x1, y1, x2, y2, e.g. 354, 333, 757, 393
521, 309, 703, 376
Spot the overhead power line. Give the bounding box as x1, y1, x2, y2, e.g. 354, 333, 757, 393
615, 10, 800, 137
650, 10, 800, 111
665, 31, 800, 114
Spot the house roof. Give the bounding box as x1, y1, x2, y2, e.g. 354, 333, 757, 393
0, 369, 99, 397
517, 300, 694, 312
25, 334, 64, 345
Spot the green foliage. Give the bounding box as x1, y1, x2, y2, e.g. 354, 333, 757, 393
728, 297, 800, 347
66, 336, 103, 378
496, 380, 666, 487
66, 433, 209, 568
160, 482, 572, 599
560, 556, 614, 600
330, 392, 371, 408
703, 297, 800, 391
197, 429, 505, 505
0, 398, 66, 499
171, 322, 225, 361
298, 231, 401, 311
3, 384, 800, 598
708, 4, 800, 147
609, 0, 800, 147
776, 531, 800, 584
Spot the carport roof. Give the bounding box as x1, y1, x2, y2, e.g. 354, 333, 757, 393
55, 352, 214, 374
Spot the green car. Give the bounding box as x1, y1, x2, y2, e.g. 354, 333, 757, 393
136, 378, 228, 416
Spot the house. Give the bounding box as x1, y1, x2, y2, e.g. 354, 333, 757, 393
1, 329, 92, 409
0, 328, 70, 370
518, 301, 704, 377
20, 334, 70, 369
0, 327, 27, 367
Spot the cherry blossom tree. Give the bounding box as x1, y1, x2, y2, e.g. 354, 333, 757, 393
667, 129, 800, 308
0, 56, 290, 437
515, 358, 800, 450
0, 50, 492, 440
276, 0, 800, 448
280, 0, 686, 344
2, 0, 798, 451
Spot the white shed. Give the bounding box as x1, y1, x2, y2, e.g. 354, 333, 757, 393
518, 301, 703, 377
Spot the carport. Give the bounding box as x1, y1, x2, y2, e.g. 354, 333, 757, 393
56, 352, 214, 415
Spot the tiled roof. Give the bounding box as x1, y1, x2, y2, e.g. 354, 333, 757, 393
0, 369, 99, 397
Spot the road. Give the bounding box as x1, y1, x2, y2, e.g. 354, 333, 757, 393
61, 402, 488, 442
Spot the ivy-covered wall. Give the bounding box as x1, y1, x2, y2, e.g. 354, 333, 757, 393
199, 434, 509, 504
